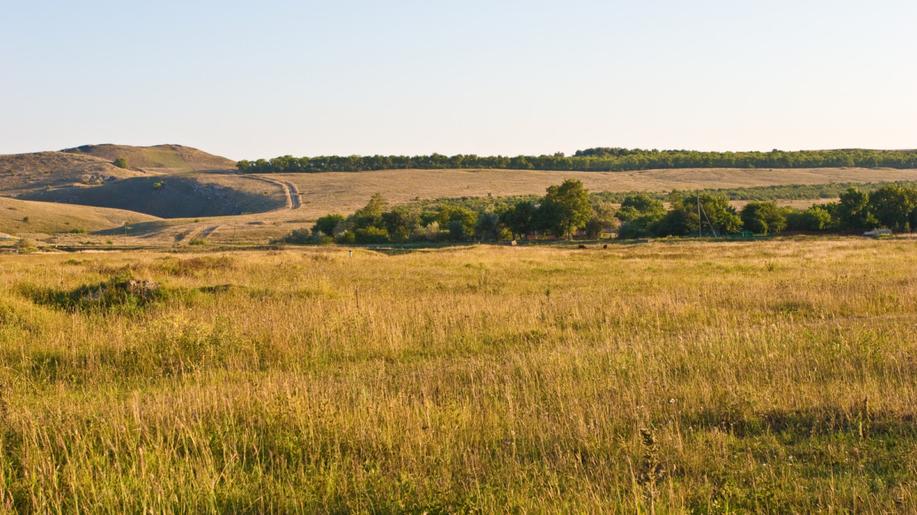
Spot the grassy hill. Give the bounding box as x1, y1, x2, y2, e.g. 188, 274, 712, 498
21, 173, 286, 218
0, 151, 147, 196
0, 196, 158, 235
62, 144, 235, 172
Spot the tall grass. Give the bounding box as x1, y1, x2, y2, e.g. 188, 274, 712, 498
0, 240, 915, 512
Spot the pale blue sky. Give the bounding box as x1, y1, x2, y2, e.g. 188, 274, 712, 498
3, 0, 916, 160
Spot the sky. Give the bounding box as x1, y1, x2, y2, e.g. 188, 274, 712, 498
2, 0, 916, 160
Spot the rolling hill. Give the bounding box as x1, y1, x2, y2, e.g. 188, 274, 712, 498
62, 144, 235, 172
21, 173, 287, 218
0, 151, 147, 196
0, 196, 158, 235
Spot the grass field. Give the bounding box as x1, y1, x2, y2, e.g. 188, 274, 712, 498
1, 238, 914, 512
0, 196, 159, 236
274, 167, 917, 220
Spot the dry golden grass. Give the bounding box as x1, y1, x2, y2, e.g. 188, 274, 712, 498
0, 197, 159, 235
0, 152, 147, 196
62, 144, 235, 173
0, 238, 914, 512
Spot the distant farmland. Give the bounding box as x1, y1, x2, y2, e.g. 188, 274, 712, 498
270, 166, 917, 220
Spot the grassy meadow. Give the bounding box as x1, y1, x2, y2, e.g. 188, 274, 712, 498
0, 239, 915, 512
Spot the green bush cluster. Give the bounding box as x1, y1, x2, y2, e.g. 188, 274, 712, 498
238, 148, 917, 173
285, 182, 917, 245
619, 185, 917, 238
285, 180, 614, 245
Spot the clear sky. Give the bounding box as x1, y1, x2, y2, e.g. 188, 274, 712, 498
3, 0, 916, 160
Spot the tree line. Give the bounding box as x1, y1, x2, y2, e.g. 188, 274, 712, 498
281, 181, 917, 245
240, 148, 917, 173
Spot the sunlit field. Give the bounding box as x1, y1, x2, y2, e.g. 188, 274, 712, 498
1, 239, 915, 512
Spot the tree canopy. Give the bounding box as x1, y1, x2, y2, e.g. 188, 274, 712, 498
239, 149, 917, 173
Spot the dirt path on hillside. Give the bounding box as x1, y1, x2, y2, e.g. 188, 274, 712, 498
243, 175, 302, 209
176, 223, 222, 243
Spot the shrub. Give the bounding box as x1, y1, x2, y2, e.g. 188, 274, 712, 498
15, 238, 37, 253
585, 201, 619, 239
113, 157, 129, 168
382, 207, 421, 242
474, 212, 503, 241
617, 216, 657, 239
353, 226, 390, 244
616, 194, 665, 222
281, 228, 313, 244
24, 274, 166, 313
312, 214, 345, 237
786, 206, 833, 232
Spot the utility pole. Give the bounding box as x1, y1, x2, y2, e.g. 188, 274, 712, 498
697, 192, 702, 238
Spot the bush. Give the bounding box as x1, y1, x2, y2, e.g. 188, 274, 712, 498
616, 194, 665, 222
336, 231, 357, 244
113, 157, 129, 169
786, 206, 833, 232
24, 274, 166, 313
15, 238, 37, 253
312, 214, 345, 237
353, 226, 390, 244
281, 228, 313, 244
617, 216, 658, 239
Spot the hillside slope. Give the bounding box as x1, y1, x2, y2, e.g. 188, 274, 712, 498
0, 196, 158, 235
21, 174, 286, 218
62, 144, 235, 172
0, 152, 147, 196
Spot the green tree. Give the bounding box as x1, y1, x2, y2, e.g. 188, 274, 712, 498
353, 226, 390, 243
538, 179, 593, 238
501, 200, 538, 240
869, 185, 916, 232
350, 194, 388, 230
382, 206, 421, 242
615, 194, 665, 222
474, 212, 503, 241
659, 194, 741, 236
837, 188, 876, 231
439, 206, 478, 241
312, 214, 345, 237
786, 206, 833, 232
113, 157, 128, 169
740, 201, 787, 235
584, 201, 619, 239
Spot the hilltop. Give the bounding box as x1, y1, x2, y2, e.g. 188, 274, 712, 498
62, 144, 235, 172
0, 145, 258, 220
